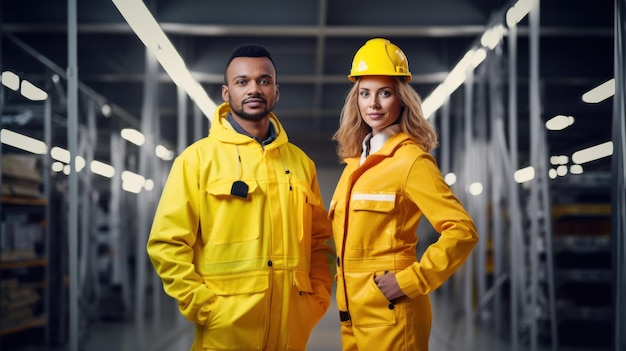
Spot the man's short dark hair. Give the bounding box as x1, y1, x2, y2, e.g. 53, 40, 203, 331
224, 44, 276, 83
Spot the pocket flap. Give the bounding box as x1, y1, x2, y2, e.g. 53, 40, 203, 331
290, 179, 321, 206
206, 272, 269, 295
293, 271, 313, 293
206, 180, 258, 196
351, 193, 396, 213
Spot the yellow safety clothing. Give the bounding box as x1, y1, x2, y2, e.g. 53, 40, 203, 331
147, 102, 334, 351
329, 132, 478, 350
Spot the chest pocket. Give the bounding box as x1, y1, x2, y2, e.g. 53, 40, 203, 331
349, 192, 397, 250
204, 180, 260, 245
289, 179, 320, 244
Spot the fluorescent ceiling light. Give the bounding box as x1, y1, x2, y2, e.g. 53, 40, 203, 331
49, 146, 85, 171
548, 169, 557, 179
545, 115, 574, 131
481, 24, 507, 50
20, 80, 48, 101
422, 48, 486, 119
1, 71, 20, 91
0, 128, 47, 154
444, 172, 457, 186
121, 170, 146, 194
514, 166, 535, 183
571, 141, 613, 164
549, 155, 569, 165
155, 144, 174, 161
52, 161, 65, 173
468, 182, 483, 195
570, 164, 583, 174
74, 156, 86, 172
112, 0, 217, 119
422, 0, 530, 119
101, 104, 112, 117
121, 128, 145, 146
144, 179, 155, 191
506, 0, 533, 28
582, 78, 615, 103
91, 160, 116, 178
51, 146, 71, 163
421, 84, 448, 119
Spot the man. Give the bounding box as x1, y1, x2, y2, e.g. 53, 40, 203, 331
147, 44, 334, 351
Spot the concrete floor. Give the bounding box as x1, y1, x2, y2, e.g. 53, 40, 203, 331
6, 282, 565, 350
78, 286, 552, 351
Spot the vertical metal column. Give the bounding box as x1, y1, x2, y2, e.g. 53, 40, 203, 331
78, 100, 99, 323
528, 1, 540, 349
528, 1, 557, 349
312, 0, 328, 133
507, 17, 521, 351
177, 86, 188, 154
437, 99, 451, 319
487, 45, 505, 339
43, 83, 52, 346
507, 16, 523, 351
66, 0, 79, 350
151, 87, 166, 329
110, 134, 130, 312
463, 67, 475, 349
474, 65, 488, 313
539, 116, 558, 351
441, 100, 451, 176
612, 1, 626, 350
135, 46, 158, 349
77, 108, 90, 330
193, 104, 204, 142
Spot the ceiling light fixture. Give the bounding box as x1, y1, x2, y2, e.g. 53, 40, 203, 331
0, 128, 48, 154
111, 0, 217, 120
90, 160, 116, 178
582, 78, 615, 103
121, 128, 146, 146
545, 115, 575, 130
1, 71, 20, 91
571, 141, 613, 164
422, 0, 534, 119
20, 79, 48, 101
422, 48, 487, 118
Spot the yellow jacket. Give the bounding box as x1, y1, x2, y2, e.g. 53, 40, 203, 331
329, 132, 478, 336
147, 102, 334, 351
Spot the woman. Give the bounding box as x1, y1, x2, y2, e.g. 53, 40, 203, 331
329, 38, 479, 350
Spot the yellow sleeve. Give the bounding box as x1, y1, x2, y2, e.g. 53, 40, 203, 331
146, 152, 215, 325
395, 153, 479, 298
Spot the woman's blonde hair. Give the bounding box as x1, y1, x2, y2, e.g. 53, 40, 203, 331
332, 78, 438, 160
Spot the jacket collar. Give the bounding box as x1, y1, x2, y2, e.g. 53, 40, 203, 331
227, 113, 277, 147
210, 102, 288, 149
359, 124, 402, 165
347, 131, 413, 167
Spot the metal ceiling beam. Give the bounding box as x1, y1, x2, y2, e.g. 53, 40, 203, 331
2, 23, 614, 37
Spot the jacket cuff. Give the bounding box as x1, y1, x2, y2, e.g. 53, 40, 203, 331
395, 268, 423, 299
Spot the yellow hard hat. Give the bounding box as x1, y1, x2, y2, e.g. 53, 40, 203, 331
348, 38, 412, 82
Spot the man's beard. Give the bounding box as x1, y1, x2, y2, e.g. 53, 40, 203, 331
230, 96, 273, 121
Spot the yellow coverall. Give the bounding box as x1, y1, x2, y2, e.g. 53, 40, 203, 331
148, 102, 334, 351
329, 132, 478, 350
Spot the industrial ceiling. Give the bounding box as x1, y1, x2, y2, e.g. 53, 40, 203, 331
1, 0, 616, 175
